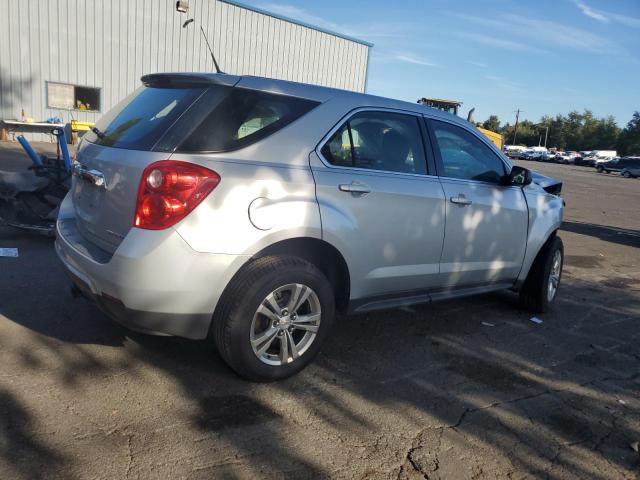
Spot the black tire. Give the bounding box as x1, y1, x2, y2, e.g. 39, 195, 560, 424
622, 170, 631, 178
596, 166, 604, 173
519, 235, 564, 313
211, 255, 335, 381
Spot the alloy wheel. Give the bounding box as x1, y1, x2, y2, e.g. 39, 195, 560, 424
250, 283, 322, 366
547, 250, 562, 302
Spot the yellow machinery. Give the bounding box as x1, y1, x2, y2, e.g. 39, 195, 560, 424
417, 97, 503, 150
477, 127, 503, 150
70, 120, 94, 132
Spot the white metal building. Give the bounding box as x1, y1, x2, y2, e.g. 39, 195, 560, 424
0, 0, 371, 137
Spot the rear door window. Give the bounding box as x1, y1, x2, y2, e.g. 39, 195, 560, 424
177, 88, 319, 152
84, 86, 205, 150
321, 111, 427, 174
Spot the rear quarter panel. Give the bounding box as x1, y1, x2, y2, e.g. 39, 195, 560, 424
173, 156, 322, 255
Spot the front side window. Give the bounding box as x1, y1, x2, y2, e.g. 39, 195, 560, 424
431, 120, 506, 183
321, 111, 427, 174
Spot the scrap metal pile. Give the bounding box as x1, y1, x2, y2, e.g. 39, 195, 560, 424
0, 128, 72, 236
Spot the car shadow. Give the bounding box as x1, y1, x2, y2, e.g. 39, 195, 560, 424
561, 220, 640, 248
1, 227, 639, 478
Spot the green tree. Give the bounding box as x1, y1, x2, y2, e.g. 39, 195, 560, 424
619, 111, 640, 155
594, 116, 620, 150
491, 110, 631, 152
482, 115, 501, 132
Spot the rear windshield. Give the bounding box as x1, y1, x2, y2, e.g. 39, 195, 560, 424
84, 86, 205, 150
84, 84, 319, 153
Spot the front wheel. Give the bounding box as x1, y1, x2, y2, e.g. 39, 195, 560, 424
622, 170, 632, 178
211, 256, 335, 381
520, 236, 564, 313
596, 166, 604, 173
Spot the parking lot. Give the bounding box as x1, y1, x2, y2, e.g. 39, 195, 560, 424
1, 158, 639, 479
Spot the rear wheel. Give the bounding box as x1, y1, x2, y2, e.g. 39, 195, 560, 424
520, 236, 564, 313
596, 165, 604, 173
622, 170, 632, 178
211, 256, 335, 381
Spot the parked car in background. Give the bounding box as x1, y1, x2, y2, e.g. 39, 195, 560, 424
576, 152, 597, 166
592, 151, 618, 165
539, 152, 553, 162
573, 151, 591, 166
519, 149, 534, 160
555, 151, 578, 164
520, 147, 549, 161
526, 151, 551, 162
54, 72, 565, 380
595, 157, 622, 173
504, 145, 527, 159
619, 157, 640, 178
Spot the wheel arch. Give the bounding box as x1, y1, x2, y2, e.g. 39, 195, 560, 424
255, 237, 351, 313
515, 227, 560, 291
213, 237, 351, 320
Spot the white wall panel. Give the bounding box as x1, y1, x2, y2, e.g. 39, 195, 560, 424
0, 0, 371, 141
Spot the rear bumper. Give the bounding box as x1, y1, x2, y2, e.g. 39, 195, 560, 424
55, 198, 250, 339
64, 264, 212, 338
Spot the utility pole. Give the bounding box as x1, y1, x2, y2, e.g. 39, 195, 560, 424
544, 126, 549, 148
512, 109, 521, 145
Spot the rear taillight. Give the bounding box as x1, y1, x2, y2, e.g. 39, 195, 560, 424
134, 160, 220, 230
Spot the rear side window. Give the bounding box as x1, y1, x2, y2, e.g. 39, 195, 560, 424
178, 88, 319, 152
84, 86, 205, 150
321, 111, 427, 174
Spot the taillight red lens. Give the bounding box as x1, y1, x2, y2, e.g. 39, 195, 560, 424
134, 160, 220, 230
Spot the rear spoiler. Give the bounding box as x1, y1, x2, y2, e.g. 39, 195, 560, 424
140, 73, 241, 88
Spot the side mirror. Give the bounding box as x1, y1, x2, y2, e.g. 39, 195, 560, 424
507, 166, 532, 186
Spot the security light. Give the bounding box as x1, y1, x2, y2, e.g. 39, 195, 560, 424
176, 1, 189, 13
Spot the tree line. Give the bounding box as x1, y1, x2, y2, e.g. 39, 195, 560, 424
481, 110, 640, 155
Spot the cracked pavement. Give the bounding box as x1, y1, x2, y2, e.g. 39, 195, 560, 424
1, 156, 639, 479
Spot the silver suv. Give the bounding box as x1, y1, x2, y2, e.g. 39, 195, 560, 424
56, 73, 564, 380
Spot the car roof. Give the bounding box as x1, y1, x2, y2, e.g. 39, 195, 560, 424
143, 72, 470, 127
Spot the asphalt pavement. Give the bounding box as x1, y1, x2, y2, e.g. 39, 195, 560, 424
1, 151, 639, 479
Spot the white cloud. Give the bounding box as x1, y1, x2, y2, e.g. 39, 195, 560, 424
484, 75, 523, 93
574, 1, 609, 22
607, 12, 640, 28
394, 53, 439, 67
467, 61, 489, 68
454, 12, 623, 55
258, 3, 339, 31
458, 32, 548, 54
502, 14, 610, 53
370, 50, 440, 68
573, 1, 640, 28
256, 3, 409, 41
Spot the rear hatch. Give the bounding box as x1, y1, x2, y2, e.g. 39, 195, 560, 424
72, 74, 240, 253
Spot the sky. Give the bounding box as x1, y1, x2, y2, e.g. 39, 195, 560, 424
256, 0, 640, 126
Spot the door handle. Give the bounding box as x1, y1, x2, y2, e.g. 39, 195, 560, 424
339, 182, 371, 194
450, 194, 472, 205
